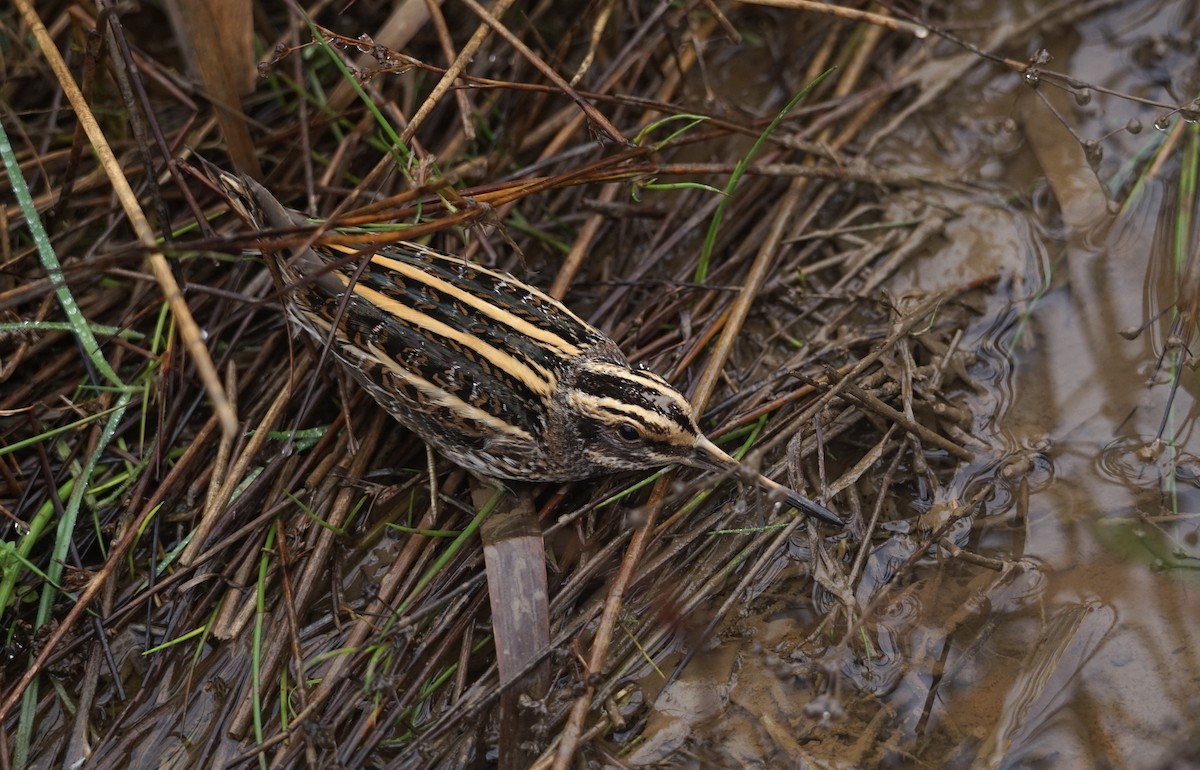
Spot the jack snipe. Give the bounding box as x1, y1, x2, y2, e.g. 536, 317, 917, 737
208, 167, 841, 526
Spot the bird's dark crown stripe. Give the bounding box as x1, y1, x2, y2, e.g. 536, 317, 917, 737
568, 392, 696, 446
570, 364, 696, 433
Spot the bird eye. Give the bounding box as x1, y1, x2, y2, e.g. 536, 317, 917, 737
616, 423, 640, 442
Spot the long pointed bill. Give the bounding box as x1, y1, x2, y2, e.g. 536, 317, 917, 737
691, 437, 844, 526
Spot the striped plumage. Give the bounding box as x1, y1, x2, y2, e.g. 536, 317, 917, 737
210, 169, 841, 526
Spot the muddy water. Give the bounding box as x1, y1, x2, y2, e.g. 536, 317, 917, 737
633, 3, 1200, 767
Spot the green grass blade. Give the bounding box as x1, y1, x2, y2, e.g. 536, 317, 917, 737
0, 118, 125, 388
695, 67, 837, 282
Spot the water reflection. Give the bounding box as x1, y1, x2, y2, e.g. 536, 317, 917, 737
642, 3, 1200, 767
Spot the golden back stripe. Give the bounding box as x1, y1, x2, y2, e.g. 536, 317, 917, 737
292, 301, 536, 439
344, 278, 558, 398
360, 341, 536, 439
366, 251, 584, 358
